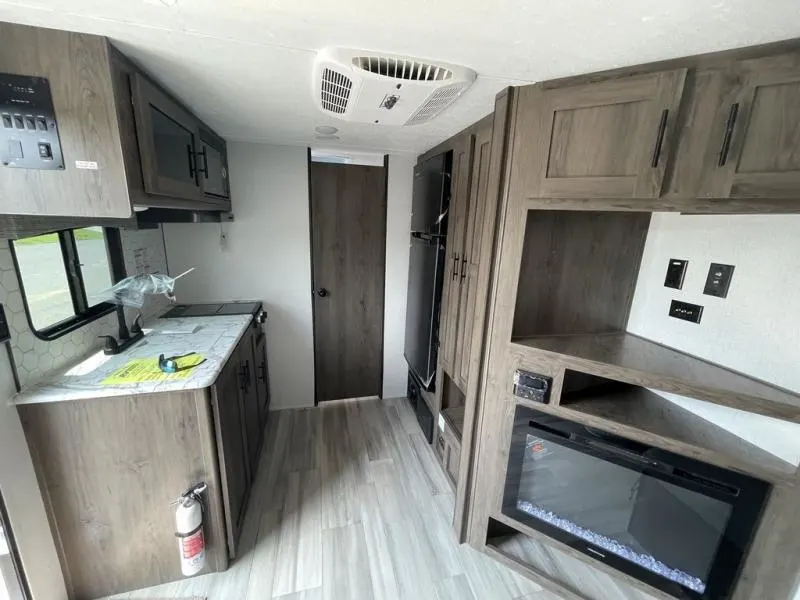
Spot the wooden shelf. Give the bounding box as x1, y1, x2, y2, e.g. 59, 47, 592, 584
559, 385, 794, 480
441, 406, 465, 441
511, 332, 800, 423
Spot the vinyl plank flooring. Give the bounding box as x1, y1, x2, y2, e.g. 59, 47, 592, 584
435, 574, 478, 600
322, 523, 374, 600
110, 398, 568, 600
273, 470, 323, 596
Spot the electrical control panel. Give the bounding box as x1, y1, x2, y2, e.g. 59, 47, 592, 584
1, 73, 64, 170
513, 370, 552, 403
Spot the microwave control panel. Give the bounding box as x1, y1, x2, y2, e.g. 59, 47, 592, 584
1, 73, 64, 170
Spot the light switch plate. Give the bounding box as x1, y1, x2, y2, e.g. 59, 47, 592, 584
664, 259, 688, 290
704, 263, 734, 298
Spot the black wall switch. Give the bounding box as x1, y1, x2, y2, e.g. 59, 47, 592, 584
704, 263, 735, 298
669, 300, 703, 323
664, 259, 688, 290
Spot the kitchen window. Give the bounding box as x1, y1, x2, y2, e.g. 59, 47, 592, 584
10, 227, 125, 340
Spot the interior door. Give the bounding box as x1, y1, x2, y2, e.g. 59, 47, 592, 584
439, 134, 474, 375
532, 69, 687, 198
706, 52, 800, 198
309, 159, 387, 403
455, 123, 493, 390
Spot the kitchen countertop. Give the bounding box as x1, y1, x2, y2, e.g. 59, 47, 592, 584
14, 315, 254, 405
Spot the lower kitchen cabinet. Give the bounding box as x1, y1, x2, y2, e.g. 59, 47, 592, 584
253, 329, 271, 429
18, 324, 269, 598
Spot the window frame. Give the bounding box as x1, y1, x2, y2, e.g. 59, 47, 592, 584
10, 228, 127, 341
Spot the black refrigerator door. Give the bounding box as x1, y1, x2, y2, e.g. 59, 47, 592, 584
411, 153, 448, 235
404, 237, 445, 388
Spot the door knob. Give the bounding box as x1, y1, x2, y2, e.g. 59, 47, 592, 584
316, 288, 329, 298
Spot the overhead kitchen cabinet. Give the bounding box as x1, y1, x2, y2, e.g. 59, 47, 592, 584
0, 22, 232, 237
687, 52, 800, 200
515, 69, 687, 199
130, 71, 231, 208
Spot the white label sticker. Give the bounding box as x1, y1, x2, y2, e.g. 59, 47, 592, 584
75, 160, 99, 170
438, 413, 445, 431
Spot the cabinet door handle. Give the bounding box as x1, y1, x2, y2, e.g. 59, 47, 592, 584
717, 103, 740, 167
258, 361, 267, 382
650, 109, 669, 168
239, 365, 248, 392
197, 147, 209, 179
186, 144, 196, 179
452, 253, 459, 281
460, 256, 468, 280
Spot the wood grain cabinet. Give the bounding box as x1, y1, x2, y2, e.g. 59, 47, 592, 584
252, 329, 271, 429
439, 132, 474, 374
19, 326, 268, 598
210, 356, 250, 560
524, 69, 687, 199
696, 52, 800, 199
0, 22, 232, 236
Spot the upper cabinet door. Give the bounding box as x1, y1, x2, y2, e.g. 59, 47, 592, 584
131, 73, 202, 201
532, 69, 687, 198
199, 129, 231, 201
704, 52, 800, 198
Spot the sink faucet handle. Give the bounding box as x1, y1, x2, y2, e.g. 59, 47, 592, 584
98, 335, 120, 355
130, 313, 144, 335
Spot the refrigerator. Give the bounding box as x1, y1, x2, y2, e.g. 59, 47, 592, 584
403, 151, 452, 390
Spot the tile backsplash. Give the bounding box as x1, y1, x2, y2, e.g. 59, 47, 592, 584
0, 226, 170, 389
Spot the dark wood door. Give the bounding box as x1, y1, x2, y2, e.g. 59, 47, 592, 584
455, 122, 492, 390
210, 359, 249, 559
253, 329, 270, 428
699, 52, 800, 198
439, 133, 474, 374
309, 160, 387, 403
238, 333, 262, 478
529, 69, 687, 198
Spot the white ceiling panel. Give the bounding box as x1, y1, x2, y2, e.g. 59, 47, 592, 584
1, 0, 799, 154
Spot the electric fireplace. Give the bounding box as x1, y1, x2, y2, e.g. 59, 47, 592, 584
502, 407, 771, 600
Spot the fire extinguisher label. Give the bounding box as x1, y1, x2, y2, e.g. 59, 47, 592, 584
182, 529, 205, 559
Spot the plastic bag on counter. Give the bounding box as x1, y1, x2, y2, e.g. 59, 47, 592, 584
96, 268, 195, 308
99, 273, 176, 308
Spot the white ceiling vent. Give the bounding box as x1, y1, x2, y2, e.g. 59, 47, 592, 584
313, 48, 476, 126
320, 68, 353, 114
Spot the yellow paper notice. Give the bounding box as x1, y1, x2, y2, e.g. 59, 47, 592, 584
102, 356, 205, 384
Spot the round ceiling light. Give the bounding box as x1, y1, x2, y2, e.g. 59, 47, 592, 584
315, 125, 339, 135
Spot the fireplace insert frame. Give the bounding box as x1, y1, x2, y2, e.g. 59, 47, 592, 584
501, 407, 771, 600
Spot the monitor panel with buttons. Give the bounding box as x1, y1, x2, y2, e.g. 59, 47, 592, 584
0, 73, 64, 170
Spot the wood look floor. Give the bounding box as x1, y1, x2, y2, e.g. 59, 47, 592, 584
105, 397, 561, 600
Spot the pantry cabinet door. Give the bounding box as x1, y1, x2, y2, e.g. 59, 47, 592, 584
531, 69, 687, 199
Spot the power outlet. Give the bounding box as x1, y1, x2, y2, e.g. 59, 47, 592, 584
704, 263, 734, 298
669, 300, 703, 324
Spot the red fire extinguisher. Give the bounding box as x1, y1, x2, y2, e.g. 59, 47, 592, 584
174, 482, 208, 576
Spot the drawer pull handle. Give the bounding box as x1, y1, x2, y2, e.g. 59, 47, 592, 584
452, 253, 459, 281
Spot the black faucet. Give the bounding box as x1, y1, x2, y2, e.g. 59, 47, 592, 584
98, 309, 145, 355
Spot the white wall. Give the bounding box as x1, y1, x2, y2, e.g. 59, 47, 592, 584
382, 154, 414, 399
164, 144, 315, 410
164, 143, 415, 408
628, 213, 800, 462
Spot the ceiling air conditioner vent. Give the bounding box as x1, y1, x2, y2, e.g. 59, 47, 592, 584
320, 68, 353, 114
313, 48, 476, 126
352, 56, 453, 82
405, 85, 464, 126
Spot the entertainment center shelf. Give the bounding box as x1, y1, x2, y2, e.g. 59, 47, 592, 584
510, 332, 800, 423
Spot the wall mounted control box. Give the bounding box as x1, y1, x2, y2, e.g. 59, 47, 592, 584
513, 370, 552, 403
1, 73, 64, 170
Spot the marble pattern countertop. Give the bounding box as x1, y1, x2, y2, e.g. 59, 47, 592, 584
14, 315, 254, 405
